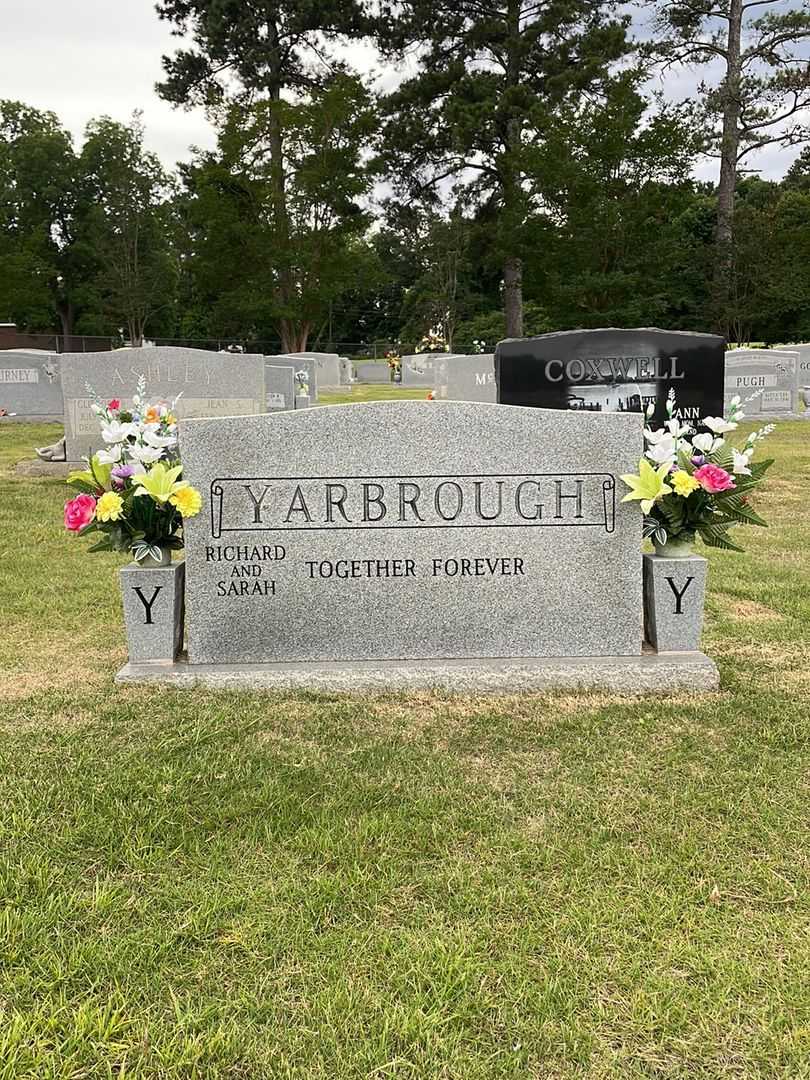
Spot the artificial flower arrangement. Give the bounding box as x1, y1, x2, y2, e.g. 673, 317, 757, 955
295, 369, 309, 395
471, 339, 487, 354
385, 350, 402, 373
416, 328, 449, 354
621, 392, 774, 553
63, 377, 202, 564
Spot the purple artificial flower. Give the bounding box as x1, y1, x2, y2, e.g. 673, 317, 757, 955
111, 464, 136, 488
691, 454, 705, 467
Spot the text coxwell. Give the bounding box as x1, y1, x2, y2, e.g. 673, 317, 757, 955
544, 356, 684, 382
209, 474, 615, 535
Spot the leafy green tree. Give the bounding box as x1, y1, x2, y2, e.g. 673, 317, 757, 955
651, 0, 810, 334
180, 73, 378, 349
0, 101, 82, 334
524, 73, 708, 329
77, 114, 178, 345
377, 0, 632, 338
156, 0, 370, 350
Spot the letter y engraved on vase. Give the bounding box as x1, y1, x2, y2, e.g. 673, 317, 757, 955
666, 576, 694, 615
133, 586, 162, 625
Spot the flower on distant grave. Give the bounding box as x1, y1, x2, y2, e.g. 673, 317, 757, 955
132, 461, 185, 503
671, 470, 701, 497
703, 415, 738, 434
620, 459, 672, 514
732, 449, 752, 477
170, 485, 202, 518
64, 493, 96, 532
96, 491, 124, 522
693, 463, 736, 494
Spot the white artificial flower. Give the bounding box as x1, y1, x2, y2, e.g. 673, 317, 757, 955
101, 420, 138, 444
692, 432, 724, 455
129, 443, 165, 464
730, 395, 741, 407
703, 416, 738, 434
140, 429, 177, 449
96, 444, 123, 465
732, 449, 752, 476
666, 418, 693, 439
644, 426, 668, 444
646, 434, 677, 464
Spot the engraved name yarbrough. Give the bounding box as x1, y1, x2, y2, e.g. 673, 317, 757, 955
209, 473, 617, 536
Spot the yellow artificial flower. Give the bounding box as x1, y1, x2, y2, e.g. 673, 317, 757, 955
144, 405, 161, 424
671, 470, 700, 497
132, 461, 184, 503
620, 459, 672, 515
170, 485, 202, 518
95, 490, 124, 522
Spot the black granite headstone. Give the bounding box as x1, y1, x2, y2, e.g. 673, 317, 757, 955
496, 328, 725, 426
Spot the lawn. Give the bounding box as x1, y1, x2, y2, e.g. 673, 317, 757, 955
1, 403, 809, 1078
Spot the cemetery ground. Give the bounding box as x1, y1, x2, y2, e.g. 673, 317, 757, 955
1, 407, 809, 1078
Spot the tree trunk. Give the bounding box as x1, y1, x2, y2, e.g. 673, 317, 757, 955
57, 299, 74, 339
503, 256, 523, 338
501, 0, 524, 340
714, 0, 744, 338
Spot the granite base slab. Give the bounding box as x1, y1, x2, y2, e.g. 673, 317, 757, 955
116, 650, 719, 693
15, 458, 72, 477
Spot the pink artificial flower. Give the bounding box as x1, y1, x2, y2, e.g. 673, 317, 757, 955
64, 493, 96, 532
108, 398, 120, 411
693, 463, 736, 494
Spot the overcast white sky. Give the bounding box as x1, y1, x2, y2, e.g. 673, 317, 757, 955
0, 0, 804, 182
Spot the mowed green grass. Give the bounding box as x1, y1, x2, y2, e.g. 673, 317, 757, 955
1, 402, 809, 1078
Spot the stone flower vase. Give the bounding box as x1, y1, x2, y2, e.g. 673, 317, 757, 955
136, 546, 172, 568
652, 536, 695, 559
120, 556, 185, 663
643, 545, 708, 653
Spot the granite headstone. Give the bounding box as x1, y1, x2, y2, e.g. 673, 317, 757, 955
779, 344, 810, 413
300, 352, 341, 387
265, 364, 296, 412
356, 362, 390, 384
496, 329, 726, 427
400, 354, 462, 387
339, 357, 353, 384
60, 347, 267, 461
179, 401, 643, 664
434, 354, 496, 402
270, 355, 319, 401
0, 351, 62, 417
723, 348, 800, 418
